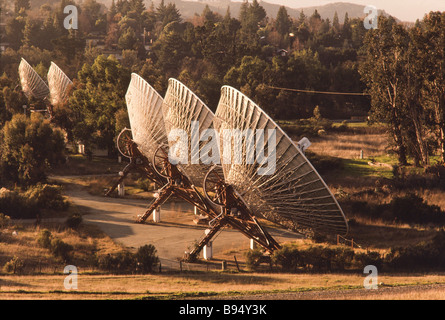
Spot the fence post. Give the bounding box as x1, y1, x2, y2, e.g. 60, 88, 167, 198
234, 255, 240, 272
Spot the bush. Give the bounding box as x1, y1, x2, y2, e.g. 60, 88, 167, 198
271, 245, 301, 272
389, 193, 444, 225
50, 238, 73, 262
25, 184, 69, 211
3, 256, 24, 274
245, 248, 269, 271
66, 213, 82, 229
354, 251, 383, 270
385, 231, 445, 271
98, 251, 137, 274
330, 247, 356, 271
37, 229, 53, 248
135, 244, 159, 273
346, 194, 445, 226
0, 213, 10, 229
272, 245, 356, 272
0, 187, 38, 219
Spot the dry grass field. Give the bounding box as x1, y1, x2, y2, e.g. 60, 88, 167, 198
309, 132, 389, 159
3, 271, 445, 300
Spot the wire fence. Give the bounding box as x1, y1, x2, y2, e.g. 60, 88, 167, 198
336, 234, 363, 249
158, 257, 242, 273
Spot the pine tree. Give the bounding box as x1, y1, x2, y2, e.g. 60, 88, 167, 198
332, 11, 340, 32
275, 6, 290, 36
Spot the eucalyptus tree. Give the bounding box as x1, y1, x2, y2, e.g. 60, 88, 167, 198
360, 16, 409, 165
415, 12, 445, 163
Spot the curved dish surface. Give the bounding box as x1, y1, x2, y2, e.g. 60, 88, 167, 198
47, 62, 73, 106
214, 85, 348, 235
18, 58, 50, 100
125, 73, 168, 158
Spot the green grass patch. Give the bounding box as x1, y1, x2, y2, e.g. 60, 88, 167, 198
341, 158, 394, 179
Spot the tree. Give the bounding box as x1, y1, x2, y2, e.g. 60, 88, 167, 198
238, 0, 266, 58
0, 114, 65, 186
309, 9, 322, 33
68, 55, 130, 156
22, 19, 47, 48
5, 16, 26, 50
332, 11, 340, 33
152, 21, 186, 77
416, 12, 445, 163
360, 16, 409, 165
156, 1, 181, 29
275, 6, 291, 36
241, 0, 266, 34
118, 27, 139, 50
342, 12, 352, 45
135, 244, 159, 273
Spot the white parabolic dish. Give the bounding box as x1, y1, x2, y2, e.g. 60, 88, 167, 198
47, 62, 73, 106
18, 58, 50, 100
214, 85, 348, 236
161, 78, 219, 186
125, 73, 168, 158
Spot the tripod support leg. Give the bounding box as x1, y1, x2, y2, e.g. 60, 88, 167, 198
105, 162, 134, 197
187, 218, 226, 261
136, 184, 173, 223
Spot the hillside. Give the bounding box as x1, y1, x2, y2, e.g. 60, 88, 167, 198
26, 0, 395, 23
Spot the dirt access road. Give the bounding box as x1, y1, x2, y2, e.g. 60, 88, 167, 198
62, 180, 302, 265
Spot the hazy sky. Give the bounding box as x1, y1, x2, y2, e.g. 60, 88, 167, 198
261, 0, 445, 22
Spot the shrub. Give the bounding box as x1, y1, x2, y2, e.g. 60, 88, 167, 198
389, 193, 444, 225
0, 187, 38, 219
98, 251, 137, 274
303, 246, 336, 271
37, 229, 53, 248
330, 247, 355, 271
384, 231, 445, 271
345, 194, 445, 226
3, 256, 24, 274
135, 244, 159, 273
272, 245, 356, 272
0, 213, 10, 229
271, 245, 301, 272
50, 238, 73, 262
245, 248, 268, 271
354, 251, 383, 270
25, 184, 69, 211
66, 213, 82, 229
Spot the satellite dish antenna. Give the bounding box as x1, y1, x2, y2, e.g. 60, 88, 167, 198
213, 86, 348, 236
135, 78, 220, 223
106, 73, 169, 196
160, 78, 217, 186
18, 58, 50, 101
47, 62, 73, 106
138, 79, 281, 260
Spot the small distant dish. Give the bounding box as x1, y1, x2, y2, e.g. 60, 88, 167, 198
18, 58, 50, 100
47, 62, 73, 106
